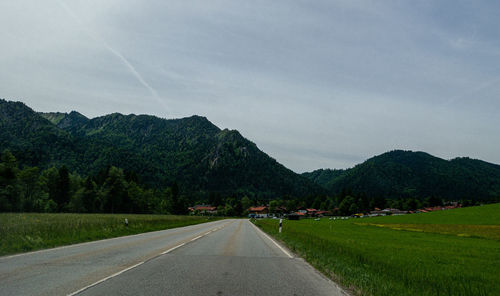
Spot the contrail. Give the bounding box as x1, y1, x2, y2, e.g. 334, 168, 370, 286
56, 0, 168, 113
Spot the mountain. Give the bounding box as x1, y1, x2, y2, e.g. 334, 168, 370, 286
0, 99, 324, 199
0, 100, 77, 166
301, 169, 345, 188
303, 150, 500, 201
41, 111, 90, 131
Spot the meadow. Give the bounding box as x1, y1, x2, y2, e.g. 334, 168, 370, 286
0, 213, 218, 256
255, 203, 500, 296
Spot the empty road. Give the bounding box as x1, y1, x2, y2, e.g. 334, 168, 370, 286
0, 219, 347, 296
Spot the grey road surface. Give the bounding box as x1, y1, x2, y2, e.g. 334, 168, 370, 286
0, 219, 347, 296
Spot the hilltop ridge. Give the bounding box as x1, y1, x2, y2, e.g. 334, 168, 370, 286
0, 99, 323, 200
303, 150, 500, 201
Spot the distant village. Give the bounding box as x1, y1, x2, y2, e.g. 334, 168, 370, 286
188, 202, 462, 219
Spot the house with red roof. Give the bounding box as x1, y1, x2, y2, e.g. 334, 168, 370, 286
248, 206, 269, 217
293, 212, 306, 217
306, 209, 318, 216
315, 210, 332, 217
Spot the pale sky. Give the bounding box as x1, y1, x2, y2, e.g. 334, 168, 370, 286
1, 0, 499, 172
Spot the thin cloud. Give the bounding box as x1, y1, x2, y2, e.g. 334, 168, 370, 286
56, 0, 169, 114
444, 76, 500, 106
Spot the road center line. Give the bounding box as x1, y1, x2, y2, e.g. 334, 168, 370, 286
163, 225, 221, 254
66, 222, 232, 295
161, 243, 186, 255
67, 261, 144, 296
191, 235, 203, 241
250, 221, 293, 258
65, 223, 228, 295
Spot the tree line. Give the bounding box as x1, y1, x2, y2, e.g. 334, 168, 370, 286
257, 190, 482, 217
0, 150, 187, 214
0, 148, 486, 216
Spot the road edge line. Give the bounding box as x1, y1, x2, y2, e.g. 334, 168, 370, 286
250, 221, 293, 258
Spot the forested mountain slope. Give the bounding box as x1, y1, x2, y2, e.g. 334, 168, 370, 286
0, 99, 323, 199
303, 150, 500, 201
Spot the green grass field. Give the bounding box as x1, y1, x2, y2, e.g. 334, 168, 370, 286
255, 203, 500, 296
0, 213, 219, 256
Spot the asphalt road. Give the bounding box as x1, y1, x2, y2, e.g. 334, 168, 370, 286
0, 219, 347, 296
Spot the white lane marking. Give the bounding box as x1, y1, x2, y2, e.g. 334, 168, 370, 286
191, 235, 203, 241
1, 220, 228, 260
251, 222, 293, 258
162, 224, 224, 254
67, 261, 144, 296
59, 221, 233, 295
161, 243, 186, 255
65, 221, 232, 295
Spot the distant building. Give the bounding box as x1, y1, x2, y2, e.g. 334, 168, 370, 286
417, 204, 461, 213
248, 206, 269, 217
274, 206, 287, 216
315, 210, 332, 217
370, 208, 408, 216
306, 209, 318, 216
189, 205, 218, 215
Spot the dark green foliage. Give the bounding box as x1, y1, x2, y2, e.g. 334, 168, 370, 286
301, 168, 345, 187
0, 149, 180, 214
339, 196, 355, 215
0, 101, 76, 168
168, 182, 181, 214
102, 167, 128, 213
0, 99, 323, 202
0, 150, 20, 211
18, 166, 42, 212
55, 166, 70, 211
304, 150, 500, 202
81, 177, 98, 212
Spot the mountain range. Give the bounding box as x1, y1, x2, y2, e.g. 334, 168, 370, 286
0, 99, 323, 200
302, 150, 500, 201
1, 99, 499, 202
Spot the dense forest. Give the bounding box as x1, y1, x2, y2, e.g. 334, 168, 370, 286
0, 149, 333, 215
0, 99, 324, 203
303, 150, 500, 202
1, 148, 454, 216
0, 149, 182, 214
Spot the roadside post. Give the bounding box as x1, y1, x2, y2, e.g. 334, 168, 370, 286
279, 218, 283, 233
125, 218, 129, 229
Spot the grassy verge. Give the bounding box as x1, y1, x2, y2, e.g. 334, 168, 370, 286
255, 203, 500, 296
0, 213, 220, 256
